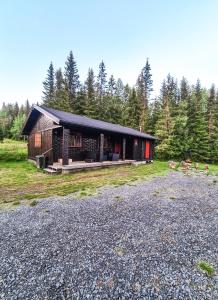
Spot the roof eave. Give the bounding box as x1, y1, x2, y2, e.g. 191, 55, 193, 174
21, 105, 61, 135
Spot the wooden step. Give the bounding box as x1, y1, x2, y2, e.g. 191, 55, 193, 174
47, 165, 62, 172
43, 168, 58, 174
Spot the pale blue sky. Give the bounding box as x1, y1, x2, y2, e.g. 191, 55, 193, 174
0, 0, 218, 105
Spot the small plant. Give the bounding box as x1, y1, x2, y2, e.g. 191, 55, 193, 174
197, 261, 215, 276
13, 200, 20, 205
30, 200, 38, 207
152, 190, 160, 196
169, 196, 176, 200
213, 179, 217, 184
114, 246, 125, 256
114, 195, 123, 202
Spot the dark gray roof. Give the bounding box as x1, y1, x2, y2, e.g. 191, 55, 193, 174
25, 105, 156, 140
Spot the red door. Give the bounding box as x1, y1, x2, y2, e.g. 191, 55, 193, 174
114, 143, 121, 154
145, 140, 150, 159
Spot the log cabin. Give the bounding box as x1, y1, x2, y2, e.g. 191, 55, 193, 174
22, 105, 156, 173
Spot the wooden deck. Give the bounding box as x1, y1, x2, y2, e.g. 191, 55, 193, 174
44, 160, 145, 174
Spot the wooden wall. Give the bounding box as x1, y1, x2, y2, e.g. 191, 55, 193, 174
28, 113, 55, 164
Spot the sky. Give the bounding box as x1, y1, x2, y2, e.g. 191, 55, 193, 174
0, 0, 218, 106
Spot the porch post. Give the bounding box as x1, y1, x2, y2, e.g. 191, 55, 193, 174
99, 133, 104, 162
141, 140, 145, 160
122, 137, 126, 160
62, 127, 70, 165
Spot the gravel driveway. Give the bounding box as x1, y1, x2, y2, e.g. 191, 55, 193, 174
0, 172, 217, 299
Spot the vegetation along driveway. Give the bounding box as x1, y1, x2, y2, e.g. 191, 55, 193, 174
0, 171, 217, 299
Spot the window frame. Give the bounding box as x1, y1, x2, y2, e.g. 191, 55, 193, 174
34, 132, 42, 148
69, 133, 82, 148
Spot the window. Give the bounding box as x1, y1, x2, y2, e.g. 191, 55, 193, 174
35, 132, 41, 148
69, 133, 82, 147
104, 136, 110, 148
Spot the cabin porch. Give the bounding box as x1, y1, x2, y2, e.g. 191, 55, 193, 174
44, 159, 142, 174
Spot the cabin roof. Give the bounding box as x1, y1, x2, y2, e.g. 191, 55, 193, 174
22, 105, 157, 140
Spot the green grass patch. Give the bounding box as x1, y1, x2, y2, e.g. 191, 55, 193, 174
0, 139, 168, 206
197, 261, 215, 276
29, 200, 38, 207
0, 139, 27, 161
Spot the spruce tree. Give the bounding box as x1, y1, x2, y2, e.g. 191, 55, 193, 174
96, 61, 107, 119
85, 68, 96, 118
42, 62, 55, 107
207, 85, 218, 162
136, 58, 153, 131
126, 88, 141, 129
115, 78, 124, 100
73, 86, 87, 115
180, 77, 190, 102
190, 81, 209, 161
155, 80, 174, 159
65, 51, 80, 110
53, 68, 71, 111
108, 75, 116, 96
25, 99, 31, 116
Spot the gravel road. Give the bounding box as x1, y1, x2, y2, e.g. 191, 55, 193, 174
0, 171, 217, 299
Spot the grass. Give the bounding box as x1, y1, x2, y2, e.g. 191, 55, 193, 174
0, 139, 27, 161
29, 200, 38, 207
0, 139, 169, 207
197, 261, 215, 276
2, 139, 218, 208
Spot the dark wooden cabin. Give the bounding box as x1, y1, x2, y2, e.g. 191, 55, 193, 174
22, 105, 156, 169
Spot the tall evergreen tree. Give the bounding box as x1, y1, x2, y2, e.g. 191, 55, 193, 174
136, 58, 153, 131
65, 51, 80, 110
189, 81, 208, 161
85, 68, 96, 118
155, 80, 174, 159
53, 68, 71, 111
73, 86, 87, 115
108, 75, 116, 96
126, 88, 141, 129
42, 62, 55, 106
96, 61, 107, 119
24, 99, 31, 116
207, 84, 218, 161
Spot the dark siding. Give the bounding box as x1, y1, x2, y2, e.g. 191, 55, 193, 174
28, 113, 55, 163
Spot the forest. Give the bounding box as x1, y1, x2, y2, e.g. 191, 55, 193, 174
0, 50, 218, 162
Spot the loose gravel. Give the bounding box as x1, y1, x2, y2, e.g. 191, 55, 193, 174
0, 171, 218, 299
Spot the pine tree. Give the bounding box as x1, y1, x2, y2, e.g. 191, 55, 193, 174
53, 68, 71, 112
96, 61, 107, 98
170, 101, 188, 159
190, 81, 209, 161
73, 86, 87, 115
24, 99, 31, 116
210, 92, 218, 162
14, 102, 19, 117
96, 61, 107, 119
85, 68, 96, 118
65, 51, 80, 110
207, 85, 218, 162
126, 88, 141, 129
136, 58, 153, 131
42, 62, 55, 106
155, 80, 174, 159
115, 78, 124, 100
180, 77, 190, 102
148, 98, 161, 134
108, 75, 116, 96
